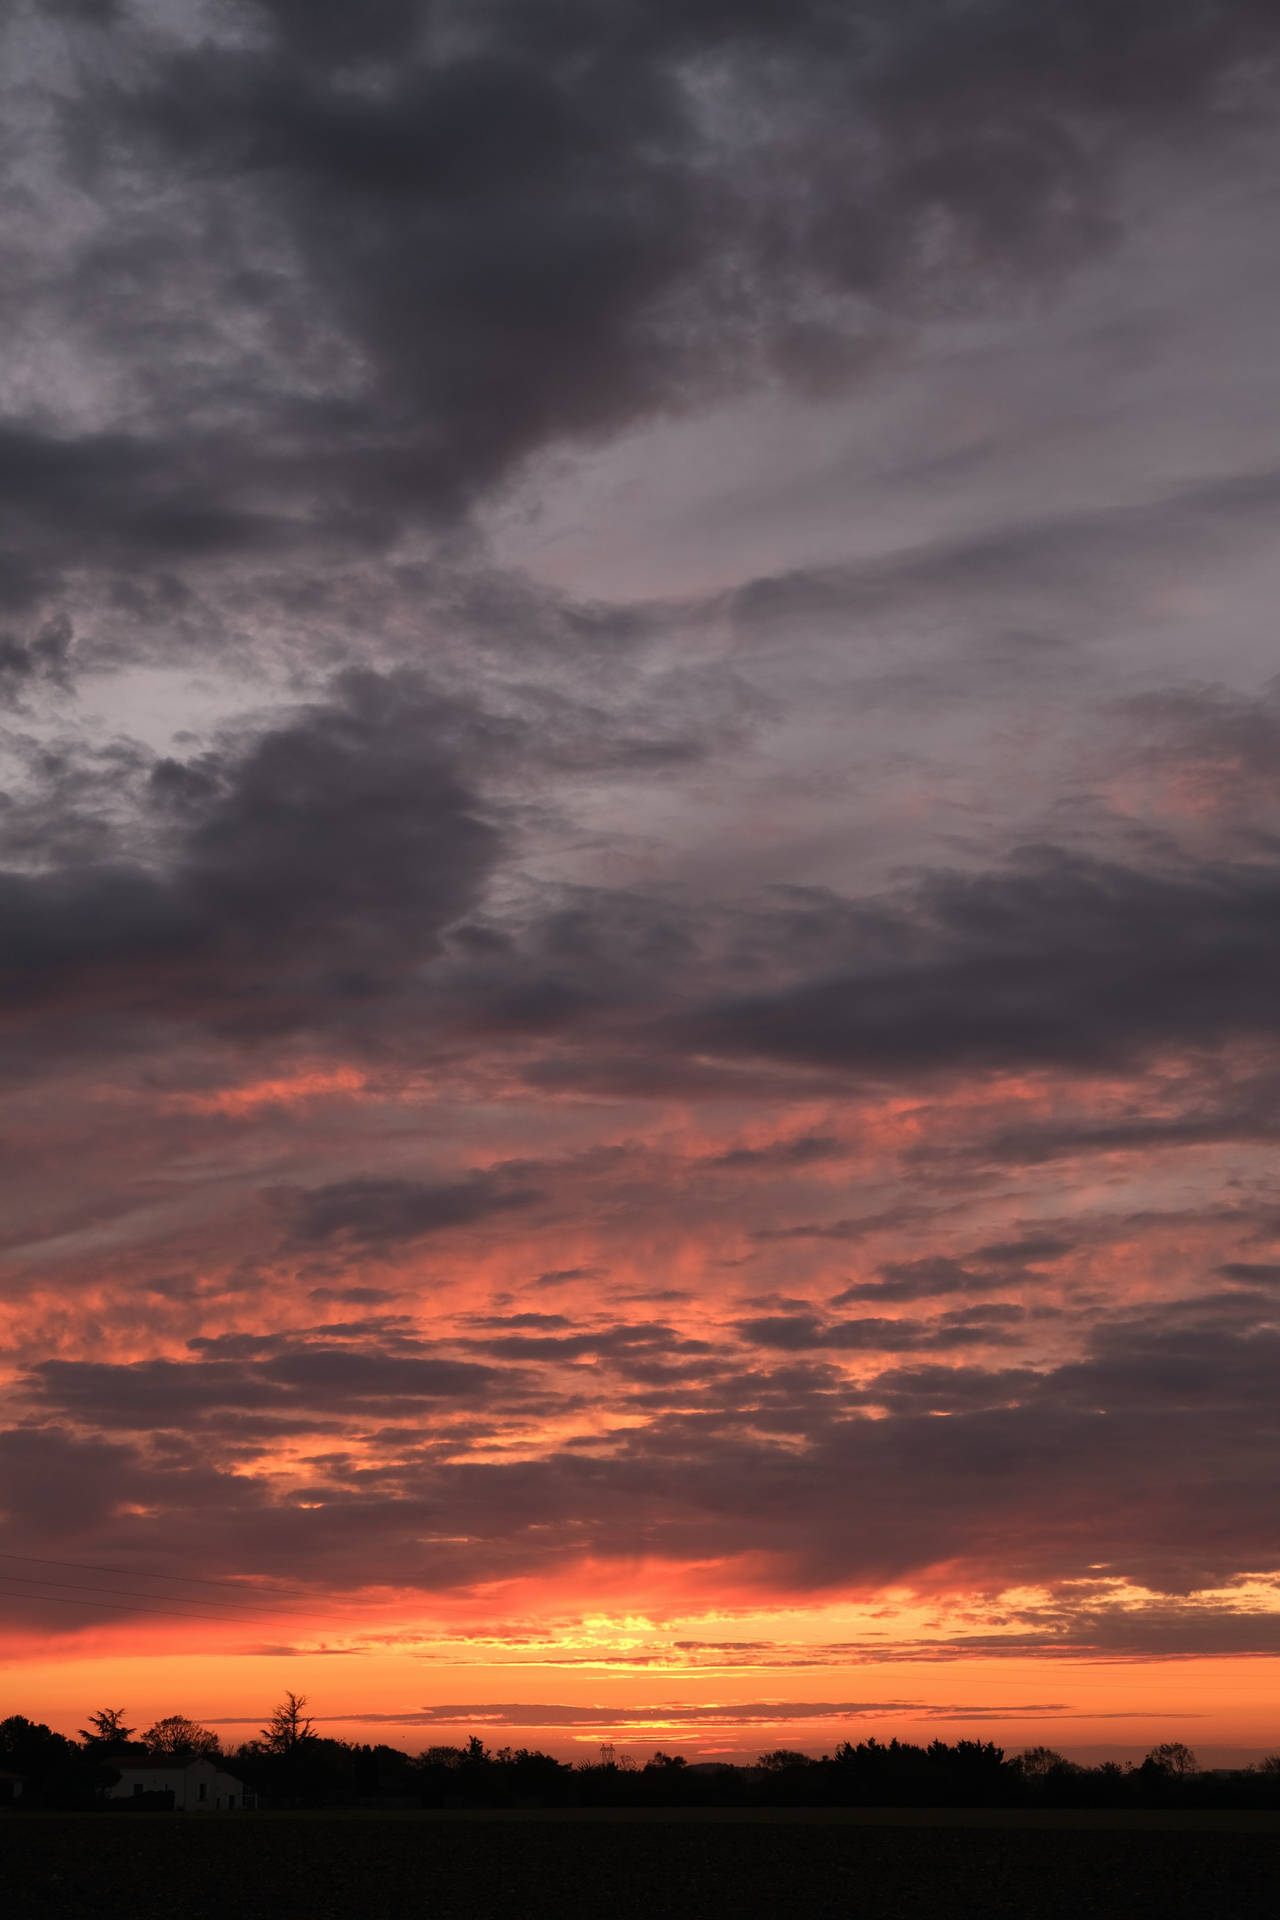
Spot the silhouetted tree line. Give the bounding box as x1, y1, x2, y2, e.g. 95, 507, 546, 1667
5, 1702, 1280, 1811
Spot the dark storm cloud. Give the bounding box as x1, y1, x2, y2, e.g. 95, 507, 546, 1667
5, 0, 1272, 626
0, 614, 74, 704
0, 421, 299, 597
675, 847, 1280, 1081
0, 669, 501, 1042
434, 832, 1280, 1101
11, 711, 1280, 1102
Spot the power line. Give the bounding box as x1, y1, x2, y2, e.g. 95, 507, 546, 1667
0, 1547, 316, 1601
0, 1569, 296, 1624
0, 1582, 300, 1630
0, 1547, 416, 1613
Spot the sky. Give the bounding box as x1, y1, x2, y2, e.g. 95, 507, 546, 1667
2, 0, 1280, 1766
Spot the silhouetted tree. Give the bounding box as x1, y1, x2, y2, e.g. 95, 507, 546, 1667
1145, 1741, 1198, 1777
140, 1714, 220, 1760
1, 1715, 95, 1808
78, 1707, 134, 1749
5, 1704, 1274, 1813
262, 1691, 315, 1754
1019, 1745, 1070, 1778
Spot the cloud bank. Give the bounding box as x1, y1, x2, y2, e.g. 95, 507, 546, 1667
2, 3, 1280, 1744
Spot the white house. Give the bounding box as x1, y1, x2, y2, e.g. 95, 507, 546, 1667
107, 1756, 252, 1811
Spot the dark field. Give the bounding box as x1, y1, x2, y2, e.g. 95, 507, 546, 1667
6, 1811, 1280, 1920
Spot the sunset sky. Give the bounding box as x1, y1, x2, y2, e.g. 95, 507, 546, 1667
3, 0, 1280, 1766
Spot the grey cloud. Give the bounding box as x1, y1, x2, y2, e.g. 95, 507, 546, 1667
938, 1305, 1027, 1328
735, 1312, 1019, 1355
466, 1322, 703, 1364
971, 1236, 1077, 1266
23, 1340, 498, 1431
286, 1172, 541, 1250
10, 1302, 1280, 1609
435, 837, 1280, 1104
676, 847, 1280, 1081
0, 669, 502, 1045
0, 421, 298, 591
307, 1286, 403, 1305
753, 1218, 893, 1244
0, 1423, 253, 1598
856, 1364, 1046, 1415
467, 1313, 575, 1331
705, 1133, 844, 1170
730, 468, 1280, 661
5, 0, 1272, 633
5, 0, 1280, 1667
1051, 1320, 1280, 1417
1004, 1597, 1280, 1659
1121, 680, 1280, 806
834, 1245, 1068, 1307
343, 1698, 1019, 1729
0, 614, 74, 704
35, 0, 121, 20
491, 837, 1280, 1113
963, 1102, 1280, 1169
177, 674, 497, 977
834, 1260, 995, 1307
667, 1602, 1280, 1662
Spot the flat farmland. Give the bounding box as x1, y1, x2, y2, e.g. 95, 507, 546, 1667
6, 1810, 1279, 1920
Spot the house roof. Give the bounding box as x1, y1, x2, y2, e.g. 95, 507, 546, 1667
114, 1757, 245, 1781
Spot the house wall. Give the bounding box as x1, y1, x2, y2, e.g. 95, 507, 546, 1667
107, 1760, 249, 1810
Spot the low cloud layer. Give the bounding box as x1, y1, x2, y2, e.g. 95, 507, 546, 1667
6, 1289, 1280, 1613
